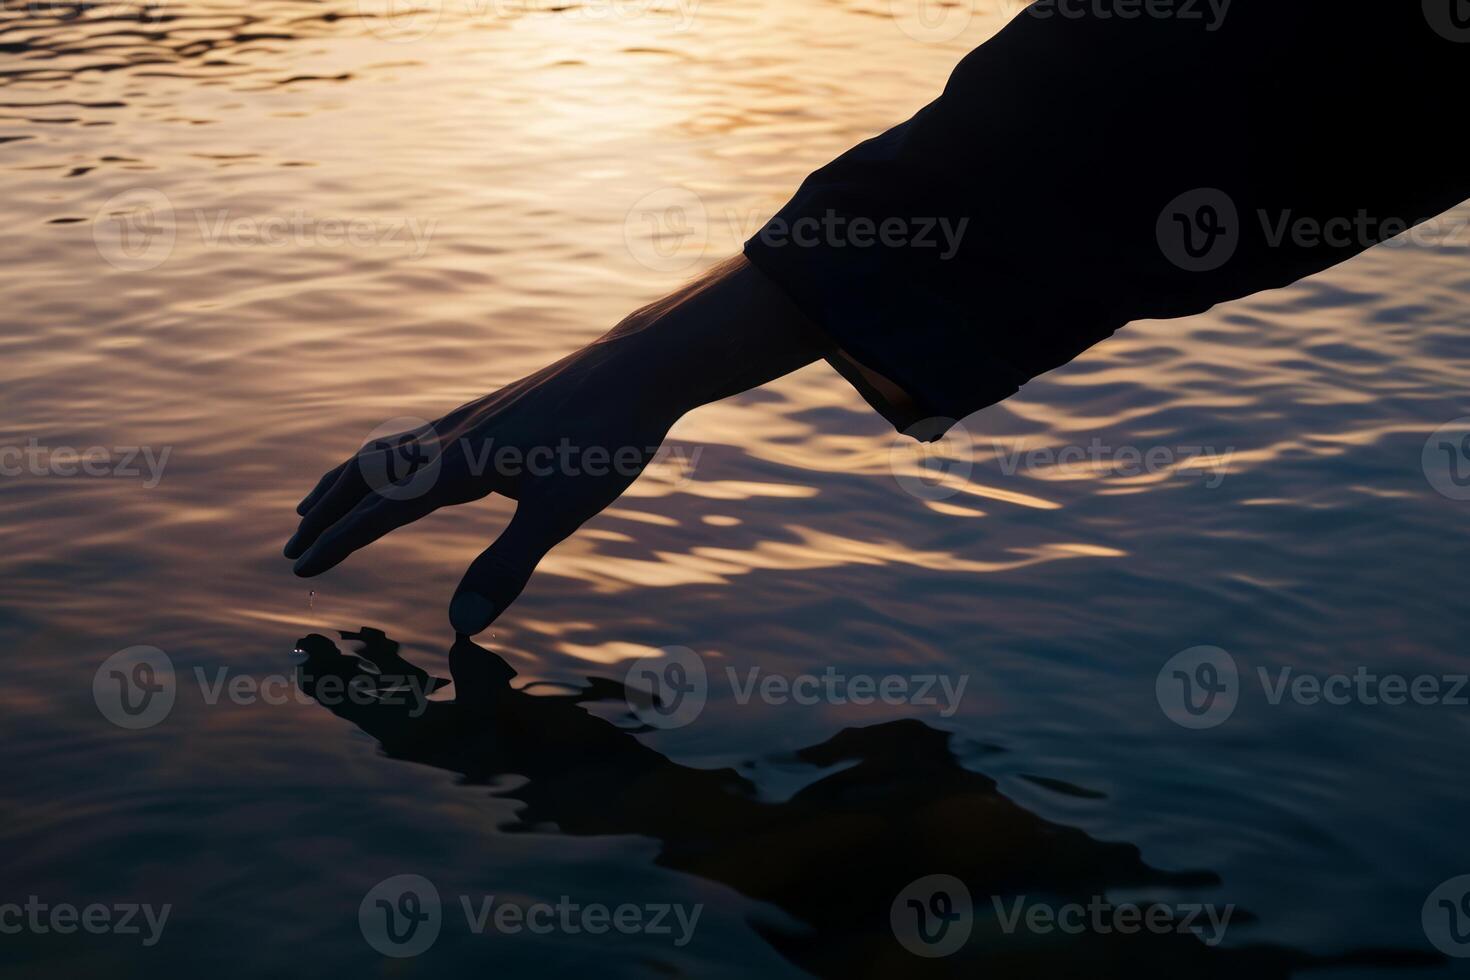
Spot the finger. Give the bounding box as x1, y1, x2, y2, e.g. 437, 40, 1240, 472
448, 504, 574, 635
297, 459, 348, 516
285, 455, 376, 559
292, 491, 442, 577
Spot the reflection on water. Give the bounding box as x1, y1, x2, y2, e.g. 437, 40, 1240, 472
295, 628, 1437, 976
2, 0, 1469, 976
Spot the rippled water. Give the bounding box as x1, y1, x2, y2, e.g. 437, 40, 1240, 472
3, 1, 1469, 976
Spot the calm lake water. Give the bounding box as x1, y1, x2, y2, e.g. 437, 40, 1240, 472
3, 1, 1469, 976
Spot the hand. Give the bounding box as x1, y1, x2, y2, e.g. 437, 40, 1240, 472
285, 256, 827, 635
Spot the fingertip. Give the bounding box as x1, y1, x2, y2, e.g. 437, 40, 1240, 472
449, 591, 497, 636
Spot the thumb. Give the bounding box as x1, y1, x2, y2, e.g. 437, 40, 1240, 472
449, 503, 570, 635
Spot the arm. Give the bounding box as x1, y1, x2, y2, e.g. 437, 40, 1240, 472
285, 255, 834, 635
290, 5, 1468, 633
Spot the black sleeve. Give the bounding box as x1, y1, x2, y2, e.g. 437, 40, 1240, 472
744, 3, 1470, 435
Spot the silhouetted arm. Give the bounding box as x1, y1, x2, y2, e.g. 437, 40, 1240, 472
745, 3, 1470, 433
289, 4, 1469, 633
286, 255, 829, 635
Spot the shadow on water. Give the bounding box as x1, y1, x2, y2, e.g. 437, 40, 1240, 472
295, 628, 1438, 978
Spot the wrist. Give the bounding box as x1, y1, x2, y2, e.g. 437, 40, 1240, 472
598, 254, 829, 419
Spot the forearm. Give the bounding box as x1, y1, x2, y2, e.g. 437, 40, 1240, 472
592, 255, 834, 419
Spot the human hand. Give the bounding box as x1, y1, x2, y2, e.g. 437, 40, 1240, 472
284, 256, 826, 635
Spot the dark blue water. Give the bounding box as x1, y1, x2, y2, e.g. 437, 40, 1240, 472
2, 1, 1469, 976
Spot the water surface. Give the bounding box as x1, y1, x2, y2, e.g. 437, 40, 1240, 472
2, 1, 1468, 976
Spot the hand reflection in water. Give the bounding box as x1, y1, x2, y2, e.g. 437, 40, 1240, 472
294, 628, 1436, 977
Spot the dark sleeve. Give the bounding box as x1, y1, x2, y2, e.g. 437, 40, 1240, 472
744, 3, 1470, 435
